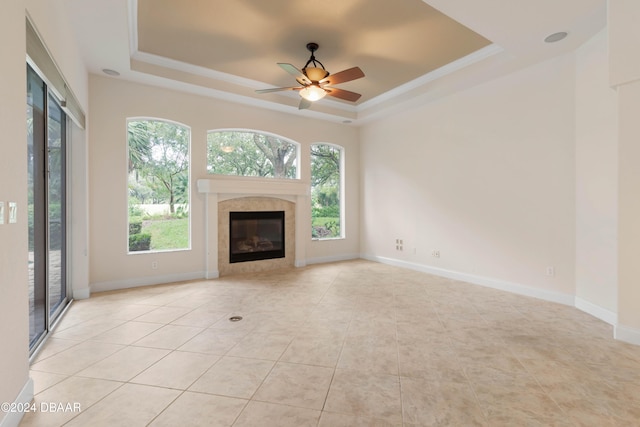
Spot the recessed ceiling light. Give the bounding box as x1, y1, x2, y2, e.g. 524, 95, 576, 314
544, 32, 568, 43
102, 68, 120, 76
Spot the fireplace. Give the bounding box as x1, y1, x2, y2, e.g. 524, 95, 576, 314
229, 211, 285, 263
198, 179, 306, 277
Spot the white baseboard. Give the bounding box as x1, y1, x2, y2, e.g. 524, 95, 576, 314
294, 260, 307, 268
614, 324, 640, 346
362, 254, 575, 306
72, 287, 90, 300
575, 297, 617, 326
306, 253, 359, 266
205, 271, 220, 279
0, 378, 34, 427
91, 271, 206, 293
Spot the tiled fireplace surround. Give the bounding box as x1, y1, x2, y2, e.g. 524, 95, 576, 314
197, 177, 310, 278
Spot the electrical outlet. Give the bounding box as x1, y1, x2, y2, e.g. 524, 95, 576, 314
395, 238, 403, 251
151, 261, 158, 270
432, 250, 440, 258
546, 266, 555, 277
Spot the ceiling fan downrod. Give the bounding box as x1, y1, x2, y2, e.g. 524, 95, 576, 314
302, 42, 328, 81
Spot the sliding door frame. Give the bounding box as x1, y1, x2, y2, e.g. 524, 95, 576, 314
27, 63, 71, 356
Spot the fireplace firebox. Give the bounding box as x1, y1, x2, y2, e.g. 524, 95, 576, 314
229, 211, 285, 263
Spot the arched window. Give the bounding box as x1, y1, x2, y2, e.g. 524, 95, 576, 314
207, 130, 299, 179
127, 118, 190, 253
311, 143, 344, 239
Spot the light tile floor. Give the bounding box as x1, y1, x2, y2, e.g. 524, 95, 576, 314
21, 260, 640, 426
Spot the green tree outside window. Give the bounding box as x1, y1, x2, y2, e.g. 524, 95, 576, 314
127, 119, 190, 252
207, 130, 298, 179
311, 144, 342, 239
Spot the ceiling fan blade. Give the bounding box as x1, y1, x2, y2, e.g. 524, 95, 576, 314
255, 86, 301, 94
319, 67, 364, 85
278, 63, 311, 85
325, 87, 362, 102
298, 98, 312, 110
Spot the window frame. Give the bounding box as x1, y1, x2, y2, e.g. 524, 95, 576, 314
126, 117, 192, 254
310, 142, 345, 240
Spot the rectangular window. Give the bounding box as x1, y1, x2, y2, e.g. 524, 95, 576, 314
127, 119, 190, 252
311, 144, 343, 239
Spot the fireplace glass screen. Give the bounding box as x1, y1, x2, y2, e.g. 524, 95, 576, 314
229, 211, 285, 263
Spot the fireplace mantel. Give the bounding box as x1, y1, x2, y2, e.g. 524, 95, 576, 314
197, 177, 310, 278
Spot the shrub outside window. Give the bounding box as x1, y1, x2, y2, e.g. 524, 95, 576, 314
127, 118, 190, 253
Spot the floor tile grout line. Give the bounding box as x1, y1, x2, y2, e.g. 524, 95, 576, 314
392, 288, 405, 426
239, 270, 346, 425
58, 378, 128, 426
144, 389, 187, 426
320, 284, 355, 416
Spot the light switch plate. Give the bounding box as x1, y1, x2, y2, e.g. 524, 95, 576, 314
8, 202, 17, 224
0, 202, 4, 225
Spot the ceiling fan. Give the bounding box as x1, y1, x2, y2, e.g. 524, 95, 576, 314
256, 42, 365, 110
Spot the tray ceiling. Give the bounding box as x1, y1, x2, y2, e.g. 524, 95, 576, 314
63, 0, 607, 123
136, 0, 491, 104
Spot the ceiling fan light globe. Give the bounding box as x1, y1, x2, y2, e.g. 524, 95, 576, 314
304, 67, 329, 82
299, 85, 327, 101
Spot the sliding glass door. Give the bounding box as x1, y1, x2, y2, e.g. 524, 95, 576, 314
47, 91, 67, 317
27, 64, 68, 352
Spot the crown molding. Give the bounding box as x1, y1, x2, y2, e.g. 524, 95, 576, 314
358, 44, 503, 111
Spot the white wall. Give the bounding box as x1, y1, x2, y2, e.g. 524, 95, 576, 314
0, 4, 30, 426
574, 29, 618, 320
25, 1, 91, 300
1, 1, 88, 425
610, 0, 640, 344
617, 81, 640, 340
25, 0, 89, 109
360, 54, 577, 302
88, 76, 359, 289
70, 124, 91, 300
608, 0, 640, 87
